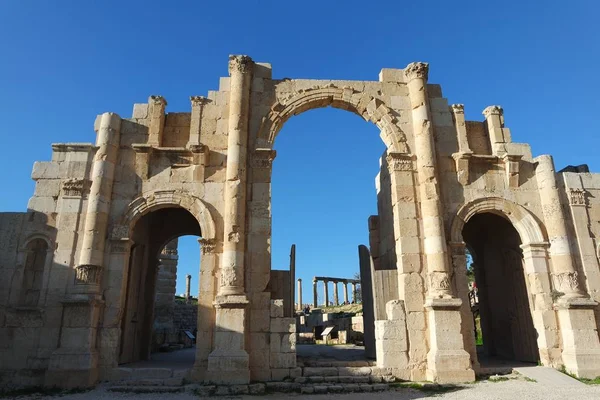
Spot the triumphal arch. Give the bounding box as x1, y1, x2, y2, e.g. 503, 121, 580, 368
1, 55, 600, 388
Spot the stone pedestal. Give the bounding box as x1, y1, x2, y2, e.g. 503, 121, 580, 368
425, 299, 475, 383
556, 299, 600, 379
206, 295, 250, 384
45, 295, 104, 388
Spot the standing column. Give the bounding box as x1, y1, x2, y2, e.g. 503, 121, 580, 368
313, 278, 318, 308
297, 279, 303, 310
76, 112, 122, 291
333, 281, 339, 306
351, 282, 357, 303
535, 155, 585, 299
207, 55, 253, 385
405, 62, 474, 383
219, 54, 253, 297
185, 274, 192, 302
323, 280, 329, 307
404, 62, 452, 299
343, 282, 349, 304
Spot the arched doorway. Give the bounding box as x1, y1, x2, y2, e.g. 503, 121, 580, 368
119, 206, 201, 365
462, 212, 539, 364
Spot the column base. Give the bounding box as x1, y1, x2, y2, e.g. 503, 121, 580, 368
425, 298, 475, 384
556, 297, 600, 379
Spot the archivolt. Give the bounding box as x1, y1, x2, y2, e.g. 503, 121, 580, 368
256, 85, 409, 153
450, 197, 546, 245
119, 189, 216, 240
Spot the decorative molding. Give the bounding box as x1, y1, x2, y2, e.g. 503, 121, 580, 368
482, 105, 503, 118
404, 62, 429, 81
251, 148, 277, 169
568, 188, 586, 206
228, 55, 253, 74
110, 239, 131, 254
554, 271, 580, 293
386, 152, 415, 172
429, 271, 451, 292
61, 179, 90, 197
150, 95, 167, 106
220, 267, 241, 287
75, 264, 102, 285
199, 238, 216, 254
161, 247, 178, 256
190, 95, 210, 106
450, 104, 465, 114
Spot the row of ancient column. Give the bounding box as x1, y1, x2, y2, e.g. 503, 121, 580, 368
296, 277, 359, 309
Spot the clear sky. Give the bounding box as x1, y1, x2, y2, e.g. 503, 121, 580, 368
1, 1, 598, 301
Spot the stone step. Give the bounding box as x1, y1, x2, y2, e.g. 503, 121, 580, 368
108, 385, 184, 393
121, 377, 184, 386
300, 360, 377, 367
267, 382, 390, 394
301, 366, 393, 378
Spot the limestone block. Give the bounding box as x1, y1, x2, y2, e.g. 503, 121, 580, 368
390, 96, 411, 110
271, 368, 290, 381
250, 310, 270, 332
280, 333, 296, 353
270, 352, 296, 368
385, 300, 407, 321
132, 103, 148, 119
270, 333, 281, 353
31, 161, 59, 180
270, 299, 284, 318
27, 196, 56, 213
270, 318, 296, 333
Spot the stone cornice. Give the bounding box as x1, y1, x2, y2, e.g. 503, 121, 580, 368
450, 104, 465, 114
150, 95, 167, 106
190, 95, 210, 106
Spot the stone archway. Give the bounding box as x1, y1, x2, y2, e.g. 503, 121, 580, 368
449, 197, 559, 369
105, 189, 218, 375
255, 86, 410, 153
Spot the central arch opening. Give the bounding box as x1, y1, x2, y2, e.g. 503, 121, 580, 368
271, 106, 386, 363
119, 206, 202, 370
462, 212, 539, 365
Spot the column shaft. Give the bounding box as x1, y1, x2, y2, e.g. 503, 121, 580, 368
297, 279, 303, 310
405, 63, 452, 298
77, 112, 121, 291
313, 279, 318, 308
324, 281, 329, 307
535, 155, 585, 298
219, 55, 253, 296
343, 282, 349, 304
333, 282, 339, 305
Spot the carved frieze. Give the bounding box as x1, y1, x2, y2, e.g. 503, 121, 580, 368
429, 271, 451, 292
568, 189, 586, 206
75, 264, 102, 285
110, 225, 129, 240
450, 104, 465, 114
220, 267, 241, 287
61, 179, 90, 198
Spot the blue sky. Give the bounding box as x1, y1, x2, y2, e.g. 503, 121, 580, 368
1, 1, 598, 301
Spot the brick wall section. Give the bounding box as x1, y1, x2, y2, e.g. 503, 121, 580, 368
172, 303, 198, 331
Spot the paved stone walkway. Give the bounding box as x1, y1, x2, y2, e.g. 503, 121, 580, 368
297, 343, 368, 362
14, 379, 600, 399
514, 365, 586, 387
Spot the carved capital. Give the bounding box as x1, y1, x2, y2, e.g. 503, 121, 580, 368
404, 62, 429, 81
75, 264, 102, 285
61, 179, 90, 198
149, 95, 167, 106
568, 188, 586, 206
199, 238, 217, 254
251, 148, 277, 169
110, 225, 129, 240
554, 271, 580, 293
190, 95, 210, 106
482, 105, 503, 118
450, 104, 465, 114
386, 152, 414, 172
228, 55, 253, 75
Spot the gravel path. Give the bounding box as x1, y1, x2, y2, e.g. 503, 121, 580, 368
11, 380, 600, 400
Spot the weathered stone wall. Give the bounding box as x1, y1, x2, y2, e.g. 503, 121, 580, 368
2, 55, 600, 389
